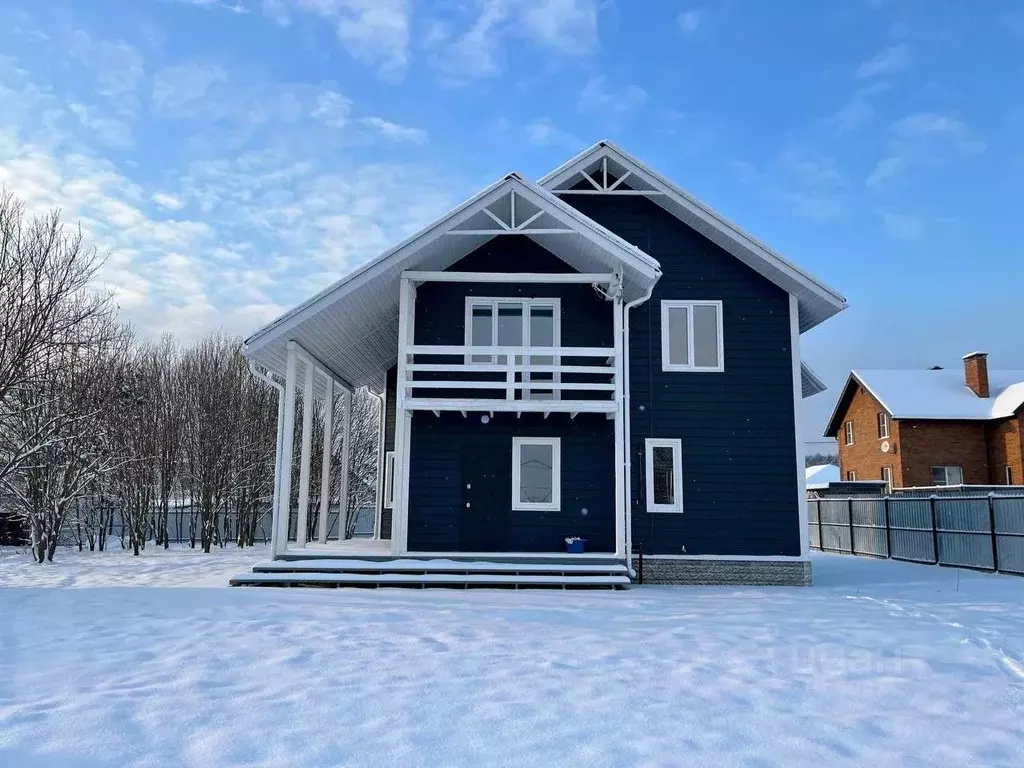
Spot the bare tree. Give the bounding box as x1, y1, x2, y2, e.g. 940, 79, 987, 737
2, 314, 132, 562
338, 390, 380, 539
0, 192, 113, 489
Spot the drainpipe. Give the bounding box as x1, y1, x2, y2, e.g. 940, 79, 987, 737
248, 360, 286, 556
622, 281, 656, 577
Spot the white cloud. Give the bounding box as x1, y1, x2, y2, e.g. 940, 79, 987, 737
866, 156, 904, 187
360, 117, 428, 145
311, 91, 352, 127
525, 117, 581, 150
891, 113, 986, 155
855, 43, 910, 79
152, 61, 228, 115
425, 0, 599, 84
879, 210, 923, 240
68, 103, 133, 149
577, 76, 646, 121
152, 192, 185, 210
678, 9, 703, 36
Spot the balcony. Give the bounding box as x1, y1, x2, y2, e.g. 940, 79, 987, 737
399, 344, 618, 414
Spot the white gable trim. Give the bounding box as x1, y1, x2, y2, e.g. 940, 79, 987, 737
539, 141, 847, 332
244, 173, 661, 357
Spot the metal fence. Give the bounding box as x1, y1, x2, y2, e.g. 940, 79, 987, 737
808, 494, 1024, 575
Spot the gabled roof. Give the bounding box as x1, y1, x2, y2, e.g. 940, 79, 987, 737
823, 369, 1024, 436
801, 362, 826, 399
539, 140, 847, 333
806, 463, 840, 489
243, 173, 662, 391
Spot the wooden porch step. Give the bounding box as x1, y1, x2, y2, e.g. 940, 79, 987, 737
251, 558, 629, 576
229, 571, 630, 589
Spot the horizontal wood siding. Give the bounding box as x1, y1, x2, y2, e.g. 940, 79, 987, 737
407, 412, 615, 553
405, 236, 616, 553
566, 195, 800, 556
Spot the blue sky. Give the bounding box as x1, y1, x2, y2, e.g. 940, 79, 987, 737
1, 0, 1022, 442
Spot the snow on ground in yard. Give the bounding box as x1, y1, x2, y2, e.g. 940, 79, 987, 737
1, 547, 1023, 768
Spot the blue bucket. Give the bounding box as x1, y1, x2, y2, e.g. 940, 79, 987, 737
565, 538, 587, 554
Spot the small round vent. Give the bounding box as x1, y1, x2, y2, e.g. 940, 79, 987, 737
881, 440, 891, 453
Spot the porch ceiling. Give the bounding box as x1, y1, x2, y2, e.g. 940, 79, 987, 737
243, 174, 661, 392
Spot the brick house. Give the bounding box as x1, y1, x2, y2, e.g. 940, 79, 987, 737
824, 353, 1024, 489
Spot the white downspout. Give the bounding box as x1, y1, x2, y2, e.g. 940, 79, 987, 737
248, 360, 285, 556
622, 282, 656, 575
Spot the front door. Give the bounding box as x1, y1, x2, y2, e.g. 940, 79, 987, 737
459, 437, 509, 551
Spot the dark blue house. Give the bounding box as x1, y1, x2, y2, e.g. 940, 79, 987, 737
238, 142, 845, 588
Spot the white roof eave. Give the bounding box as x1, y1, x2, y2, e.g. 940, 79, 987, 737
539, 140, 847, 333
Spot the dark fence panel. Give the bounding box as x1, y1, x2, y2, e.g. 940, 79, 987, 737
809, 494, 1024, 576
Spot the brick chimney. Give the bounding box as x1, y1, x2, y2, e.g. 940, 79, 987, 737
963, 352, 989, 398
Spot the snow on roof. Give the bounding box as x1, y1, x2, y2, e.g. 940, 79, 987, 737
805, 464, 840, 489
852, 369, 1024, 421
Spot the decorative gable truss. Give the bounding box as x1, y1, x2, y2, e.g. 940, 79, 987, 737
545, 154, 664, 196
446, 187, 576, 236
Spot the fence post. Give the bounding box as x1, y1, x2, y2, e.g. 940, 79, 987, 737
817, 500, 824, 550
848, 498, 856, 555
930, 495, 940, 565
988, 493, 999, 573
883, 495, 892, 559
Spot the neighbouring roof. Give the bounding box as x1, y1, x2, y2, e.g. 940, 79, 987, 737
539, 140, 847, 333
805, 463, 840, 489
243, 173, 662, 391
824, 369, 1024, 436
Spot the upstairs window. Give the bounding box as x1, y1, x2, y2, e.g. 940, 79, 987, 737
877, 412, 889, 439
1007, 465, 1015, 485
931, 466, 964, 486
645, 438, 683, 513
844, 421, 855, 446
846, 470, 857, 481
465, 298, 560, 399
661, 300, 724, 372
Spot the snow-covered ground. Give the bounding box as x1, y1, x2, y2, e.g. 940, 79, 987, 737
1, 546, 1023, 767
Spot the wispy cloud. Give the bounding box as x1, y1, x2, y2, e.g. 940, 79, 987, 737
865, 113, 984, 188
152, 61, 228, 116
855, 42, 910, 79
891, 113, 986, 155
735, 147, 850, 222
425, 0, 599, 84
360, 117, 428, 145
878, 210, 923, 240
577, 76, 646, 122
678, 9, 705, 37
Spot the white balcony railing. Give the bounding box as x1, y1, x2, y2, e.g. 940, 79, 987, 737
399, 344, 617, 413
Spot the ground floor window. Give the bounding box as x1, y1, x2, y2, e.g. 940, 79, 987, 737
512, 437, 560, 511
931, 466, 964, 486
645, 438, 683, 513
881, 466, 893, 493
1005, 465, 1014, 485
846, 470, 857, 481
383, 451, 395, 508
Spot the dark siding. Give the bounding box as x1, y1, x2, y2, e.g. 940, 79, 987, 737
565, 195, 800, 556
407, 412, 615, 553
405, 236, 616, 553
380, 365, 397, 539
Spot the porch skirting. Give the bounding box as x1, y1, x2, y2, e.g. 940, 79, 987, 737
632, 557, 812, 586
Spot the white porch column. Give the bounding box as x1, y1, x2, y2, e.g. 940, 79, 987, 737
316, 376, 334, 544
392, 275, 415, 555
295, 358, 315, 547
612, 291, 626, 558
268, 385, 286, 555
336, 388, 353, 541
275, 343, 300, 558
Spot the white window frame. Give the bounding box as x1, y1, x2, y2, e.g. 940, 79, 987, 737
645, 438, 684, 514
846, 470, 857, 481
844, 421, 855, 446
931, 465, 964, 486
660, 300, 724, 373
383, 451, 395, 508
877, 412, 889, 439
1007, 465, 1014, 485
881, 466, 893, 493
511, 437, 561, 511
464, 297, 561, 400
